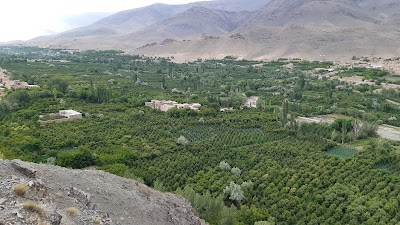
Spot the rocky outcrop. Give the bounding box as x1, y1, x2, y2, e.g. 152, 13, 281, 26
0, 159, 207, 225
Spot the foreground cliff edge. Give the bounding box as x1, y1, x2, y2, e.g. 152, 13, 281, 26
0, 159, 207, 225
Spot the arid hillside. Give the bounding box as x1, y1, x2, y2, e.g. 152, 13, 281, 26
0, 159, 206, 225
23, 0, 400, 61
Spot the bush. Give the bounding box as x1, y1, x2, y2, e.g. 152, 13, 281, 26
21, 201, 45, 215
66, 207, 80, 216
13, 183, 28, 196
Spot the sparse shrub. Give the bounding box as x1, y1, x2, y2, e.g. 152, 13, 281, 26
154, 179, 166, 192
46, 157, 56, 165
13, 183, 28, 196
21, 201, 45, 215
67, 207, 80, 216
92, 216, 102, 224
124, 170, 145, 184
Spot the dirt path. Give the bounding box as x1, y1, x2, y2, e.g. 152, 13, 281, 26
377, 125, 400, 141
330, 75, 400, 90
386, 99, 400, 106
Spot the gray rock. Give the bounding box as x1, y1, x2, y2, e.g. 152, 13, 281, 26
11, 160, 36, 178
46, 211, 62, 225
68, 187, 91, 207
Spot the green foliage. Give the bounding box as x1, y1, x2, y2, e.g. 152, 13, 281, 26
219, 161, 231, 171
57, 146, 96, 169
231, 167, 242, 176
342, 67, 390, 79
224, 181, 245, 203
332, 118, 354, 133
0, 99, 12, 113
176, 186, 237, 225
0, 47, 399, 224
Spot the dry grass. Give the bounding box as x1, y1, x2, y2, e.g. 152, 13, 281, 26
12, 183, 28, 196
21, 201, 45, 215
92, 216, 102, 224
67, 207, 80, 216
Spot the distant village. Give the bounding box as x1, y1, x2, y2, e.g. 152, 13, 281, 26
145, 100, 201, 112
0, 69, 40, 98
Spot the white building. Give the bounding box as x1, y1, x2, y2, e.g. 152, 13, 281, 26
59, 110, 83, 119
25, 85, 40, 89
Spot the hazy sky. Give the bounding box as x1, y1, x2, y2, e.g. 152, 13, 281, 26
0, 0, 209, 42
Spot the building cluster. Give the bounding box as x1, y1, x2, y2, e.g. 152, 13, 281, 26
145, 100, 201, 112
0, 71, 40, 91
5, 80, 40, 90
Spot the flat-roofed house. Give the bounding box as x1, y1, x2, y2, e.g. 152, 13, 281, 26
59, 110, 83, 119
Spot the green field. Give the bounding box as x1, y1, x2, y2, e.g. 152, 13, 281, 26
325, 146, 359, 159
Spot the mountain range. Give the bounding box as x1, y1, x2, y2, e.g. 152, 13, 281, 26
26, 0, 400, 61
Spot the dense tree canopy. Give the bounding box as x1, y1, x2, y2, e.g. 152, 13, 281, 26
0, 46, 400, 224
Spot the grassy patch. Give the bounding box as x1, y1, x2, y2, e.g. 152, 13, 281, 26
12, 183, 28, 196
21, 201, 45, 215
66, 207, 80, 216
325, 146, 358, 159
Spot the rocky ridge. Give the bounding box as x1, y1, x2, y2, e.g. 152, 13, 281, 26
0, 159, 206, 225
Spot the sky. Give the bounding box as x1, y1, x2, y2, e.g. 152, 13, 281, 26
0, 0, 209, 42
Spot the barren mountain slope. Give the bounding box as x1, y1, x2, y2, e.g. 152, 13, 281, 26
117, 7, 251, 48
0, 159, 206, 225
31, 6, 253, 51
29, 0, 270, 43
25, 0, 400, 61
245, 0, 380, 27
134, 0, 400, 61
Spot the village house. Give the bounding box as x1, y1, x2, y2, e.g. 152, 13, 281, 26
39, 110, 83, 124
25, 85, 41, 89
145, 100, 201, 112
59, 110, 83, 119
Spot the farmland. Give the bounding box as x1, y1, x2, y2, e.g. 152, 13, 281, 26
0, 47, 400, 224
